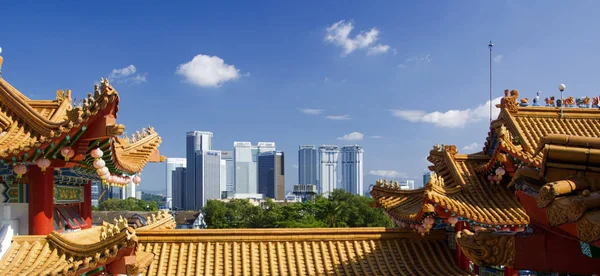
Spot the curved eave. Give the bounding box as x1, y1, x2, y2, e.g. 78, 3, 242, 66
0, 224, 137, 275
112, 129, 163, 174
0, 78, 119, 161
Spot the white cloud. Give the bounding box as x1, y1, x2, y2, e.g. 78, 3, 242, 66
326, 114, 351, 120
370, 135, 382, 139
367, 44, 390, 56
337, 132, 364, 141
300, 108, 323, 115
325, 20, 390, 56
176, 54, 242, 88
368, 170, 408, 179
462, 142, 480, 151
390, 97, 502, 128
108, 65, 147, 85
494, 55, 503, 63
398, 54, 432, 68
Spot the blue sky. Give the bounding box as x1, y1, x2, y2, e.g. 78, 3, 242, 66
2, 1, 599, 194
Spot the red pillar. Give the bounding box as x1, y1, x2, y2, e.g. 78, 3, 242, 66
28, 166, 54, 235
455, 221, 471, 270
504, 267, 517, 276
82, 180, 92, 227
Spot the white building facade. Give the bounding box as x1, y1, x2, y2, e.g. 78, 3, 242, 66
221, 151, 234, 192
318, 145, 340, 197
341, 145, 364, 196
165, 157, 186, 209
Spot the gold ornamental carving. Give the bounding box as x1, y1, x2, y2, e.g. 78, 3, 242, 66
577, 215, 600, 243
496, 89, 520, 113
106, 124, 125, 136
455, 229, 515, 267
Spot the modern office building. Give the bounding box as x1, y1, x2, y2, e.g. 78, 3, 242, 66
298, 145, 318, 185
221, 151, 234, 192
172, 167, 186, 210
423, 172, 431, 187
186, 131, 213, 210
234, 141, 276, 194
340, 145, 364, 196
318, 145, 340, 197
195, 150, 222, 208
258, 151, 285, 200
220, 159, 227, 198
400, 179, 415, 190
165, 157, 186, 209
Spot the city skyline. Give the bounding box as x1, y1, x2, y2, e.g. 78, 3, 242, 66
3, 1, 594, 194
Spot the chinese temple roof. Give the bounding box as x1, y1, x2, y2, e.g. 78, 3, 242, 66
371, 146, 529, 227
0, 212, 472, 276
0, 74, 163, 177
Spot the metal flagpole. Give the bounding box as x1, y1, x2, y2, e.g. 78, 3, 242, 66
488, 41, 494, 122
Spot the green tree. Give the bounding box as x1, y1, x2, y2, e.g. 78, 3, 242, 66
201, 190, 392, 229
97, 198, 158, 211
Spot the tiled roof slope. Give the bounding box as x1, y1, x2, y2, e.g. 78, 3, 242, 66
372, 145, 529, 227
484, 89, 600, 159
135, 228, 472, 276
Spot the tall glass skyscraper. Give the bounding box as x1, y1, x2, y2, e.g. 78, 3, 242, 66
186, 131, 213, 210
172, 167, 186, 210
298, 145, 317, 185
258, 151, 285, 200
166, 157, 186, 209
318, 145, 340, 197
341, 145, 364, 196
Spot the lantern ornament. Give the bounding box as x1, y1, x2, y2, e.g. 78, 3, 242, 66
424, 216, 435, 225
448, 216, 459, 227
60, 146, 75, 161
36, 158, 51, 172
93, 159, 106, 169
13, 163, 27, 179
91, 148, 103, 159
132, 175, 141, 185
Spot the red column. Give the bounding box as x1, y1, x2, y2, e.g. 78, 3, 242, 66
28, 165, 54, 235
455, 221, 471, 270
81, 180, 92, 227
504, 267, 517, 276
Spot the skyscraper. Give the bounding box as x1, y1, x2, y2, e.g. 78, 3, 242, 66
318, 145, 340, 197
258, 151, 285, 200
195, 150, 222, 208
165, 157, 186, 209
298, 145, 317, 185
186, 131, 213, 210
220, 159, 227, 198
221, 151, 234, 192
234, 141, 276, 194
172, 167, 186, 210
341, 145, 364, 196
423, 172, 431, 187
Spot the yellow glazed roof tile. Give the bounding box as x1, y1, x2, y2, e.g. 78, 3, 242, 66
135, 227, 472, 276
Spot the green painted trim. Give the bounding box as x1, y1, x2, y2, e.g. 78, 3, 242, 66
22, 153, 28, 163
43, 143, 55, 158
31, 149, 41, 162
48, 137, 70, 159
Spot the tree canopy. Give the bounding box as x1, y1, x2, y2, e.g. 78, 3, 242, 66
96, 197, 159, 211
202, 189, 393, 229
